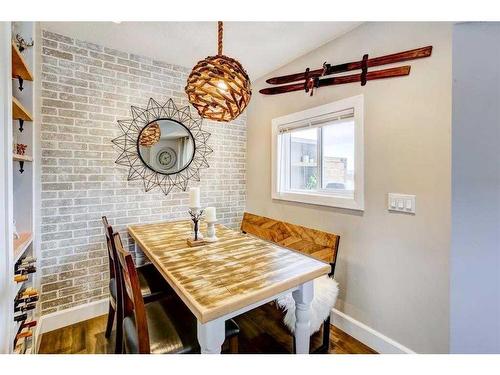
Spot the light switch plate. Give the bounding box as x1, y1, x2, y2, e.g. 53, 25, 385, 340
388, 193, 416, 214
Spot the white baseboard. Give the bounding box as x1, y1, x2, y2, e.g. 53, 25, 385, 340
38, 299, 109, 335
330, 308, 415, 354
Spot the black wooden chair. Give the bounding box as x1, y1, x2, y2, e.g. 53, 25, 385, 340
102, 216, 172, 353
112, 231, 240, 354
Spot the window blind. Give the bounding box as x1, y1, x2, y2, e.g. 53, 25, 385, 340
278, 107, 354, 134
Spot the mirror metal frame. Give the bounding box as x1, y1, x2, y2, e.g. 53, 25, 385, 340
112, 98, 212, 195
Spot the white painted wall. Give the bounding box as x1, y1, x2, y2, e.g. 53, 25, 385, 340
246, 22, 452, 353
0, 21, 13, 354
450, 22, 500, 354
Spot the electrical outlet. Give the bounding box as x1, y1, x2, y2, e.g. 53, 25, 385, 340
388, 193, 416, 214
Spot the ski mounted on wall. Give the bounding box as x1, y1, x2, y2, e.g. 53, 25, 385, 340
260, 46, 432, 96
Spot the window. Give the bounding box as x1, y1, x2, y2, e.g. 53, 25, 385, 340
272, 95, 364, 210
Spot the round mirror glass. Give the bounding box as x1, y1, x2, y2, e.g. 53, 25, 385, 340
137, 119, 195, 175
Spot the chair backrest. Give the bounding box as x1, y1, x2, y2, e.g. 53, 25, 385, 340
102, 216, 118, 281
113, 232, 150, 353
102, 216, 125, 310
240, 212, 340, 276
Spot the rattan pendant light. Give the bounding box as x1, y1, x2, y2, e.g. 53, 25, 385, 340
185, 22, 251, 122
138, 121, 161, 147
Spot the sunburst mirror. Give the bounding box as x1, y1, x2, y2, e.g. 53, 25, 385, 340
112, 98, 212, 195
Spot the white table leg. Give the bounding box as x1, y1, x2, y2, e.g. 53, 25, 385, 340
292, 280, 314, 354
197, 319, 225, 354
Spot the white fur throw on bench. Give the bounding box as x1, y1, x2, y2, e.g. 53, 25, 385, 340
276, 275, 339, 335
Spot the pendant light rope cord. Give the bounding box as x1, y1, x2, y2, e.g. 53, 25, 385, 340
185, 20, 251, 122
217, 21, 223, 55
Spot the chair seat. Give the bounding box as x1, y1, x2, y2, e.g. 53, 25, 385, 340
109, 263, 171, 301
123, 295, 239, 354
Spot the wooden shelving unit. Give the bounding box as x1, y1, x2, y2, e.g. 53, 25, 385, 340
13, 154, 33, 163
1, 22, 39, 355
11, 41, 33, 82
12, 96, 33, 121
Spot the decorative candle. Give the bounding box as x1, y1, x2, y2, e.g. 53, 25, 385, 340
205, 207, 216, 222
189, 187, 200, 207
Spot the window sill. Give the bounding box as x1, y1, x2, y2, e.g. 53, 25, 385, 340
272, 190, 364, 211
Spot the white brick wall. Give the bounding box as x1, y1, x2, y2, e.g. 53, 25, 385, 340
39, 30, 247, 314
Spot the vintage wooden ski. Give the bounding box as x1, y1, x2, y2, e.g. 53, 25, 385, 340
265, 46, 432, 85
259, 66, 411, 95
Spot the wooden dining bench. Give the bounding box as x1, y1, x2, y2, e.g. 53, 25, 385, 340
240, 211, 340, 353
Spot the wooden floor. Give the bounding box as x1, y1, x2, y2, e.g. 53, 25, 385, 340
39, 305, 376, 354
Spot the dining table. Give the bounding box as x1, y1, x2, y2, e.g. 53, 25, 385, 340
127, 219, 330, 354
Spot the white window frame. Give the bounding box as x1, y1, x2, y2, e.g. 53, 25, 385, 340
271, 94, 364, 211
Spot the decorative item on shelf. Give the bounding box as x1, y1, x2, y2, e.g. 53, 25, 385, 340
15, 256, 36, 276
185, 21, 251, 122
14, 301, 36, 313
15, 34, 34, 52
16, 327, 33, 341
204, 206, 218, 242
111, 98, 212, 196
138, 121, 161, 147
15, 290, 39, 304
11, 39, 34, 92
14, 274, 28, 283
13, 149, 30, 173
19, 287, 38, 299
16, 143, 27, 155
14, 312, 27, 322
21, 320, 37, 330
260, 45, 433, 96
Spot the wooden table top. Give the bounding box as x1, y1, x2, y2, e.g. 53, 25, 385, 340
128, 220, 330, 323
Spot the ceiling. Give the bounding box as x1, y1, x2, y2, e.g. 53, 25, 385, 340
41, 22, 362, 80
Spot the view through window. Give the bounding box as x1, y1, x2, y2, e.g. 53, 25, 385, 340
286, 119, 355, 198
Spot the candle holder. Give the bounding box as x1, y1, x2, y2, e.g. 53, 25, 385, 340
205, 220, 218, 242
187, 207, 205, 247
